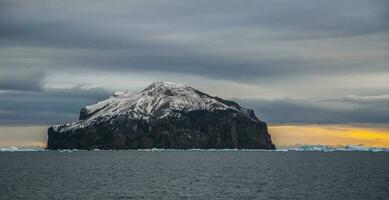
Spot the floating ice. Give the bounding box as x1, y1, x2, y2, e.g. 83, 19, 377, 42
0, 146, 46, 152
276, 145, 389, 152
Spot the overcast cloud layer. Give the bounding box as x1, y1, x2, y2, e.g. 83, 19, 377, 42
0, 0, 388, 125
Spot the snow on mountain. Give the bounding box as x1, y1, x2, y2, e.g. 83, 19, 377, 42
54, 81, 254, 132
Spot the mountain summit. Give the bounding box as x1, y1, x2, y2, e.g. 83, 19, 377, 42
47, 81, 275, 150
78, 81, 246, 121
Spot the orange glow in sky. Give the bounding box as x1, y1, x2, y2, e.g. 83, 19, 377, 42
269, 124, 389, 148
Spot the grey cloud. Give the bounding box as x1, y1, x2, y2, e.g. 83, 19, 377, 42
0, 68, 45, 91
235, 95, 389, 124
0, 0, 388, 125
0, 87, 111, 125
0, 0, 388, 82
3, 0, 387, 39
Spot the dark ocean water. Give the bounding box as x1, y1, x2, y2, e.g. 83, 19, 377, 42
1, 151, 388, 200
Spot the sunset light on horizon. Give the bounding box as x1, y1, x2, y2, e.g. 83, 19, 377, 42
1, 124, 389, 148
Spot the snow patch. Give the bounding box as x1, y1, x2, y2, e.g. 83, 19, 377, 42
55, 81, 245, 132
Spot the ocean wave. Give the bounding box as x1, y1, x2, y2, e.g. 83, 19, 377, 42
1, 145, 388, 152
136, 146, 389, 152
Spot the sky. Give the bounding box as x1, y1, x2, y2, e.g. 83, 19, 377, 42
0, 0, 388, 147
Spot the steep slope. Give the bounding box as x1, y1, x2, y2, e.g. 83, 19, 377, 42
47, 81, 275, 150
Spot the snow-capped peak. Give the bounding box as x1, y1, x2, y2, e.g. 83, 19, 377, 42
144, 81, 186, 90
58, 81, 254, 132
140, 81, 194, 96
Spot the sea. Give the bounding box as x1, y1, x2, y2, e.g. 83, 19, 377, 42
1, 149, 388, 200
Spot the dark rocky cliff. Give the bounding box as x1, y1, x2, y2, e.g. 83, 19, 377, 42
47, 81, 275, 150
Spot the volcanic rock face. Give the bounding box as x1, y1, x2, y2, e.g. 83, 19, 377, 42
47, 81, 275, 150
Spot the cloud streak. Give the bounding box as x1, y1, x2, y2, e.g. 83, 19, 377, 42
1, 0, 388, 80
0, 0, 388, 124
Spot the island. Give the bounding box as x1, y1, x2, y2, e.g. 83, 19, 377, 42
47, 81, 275, 150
